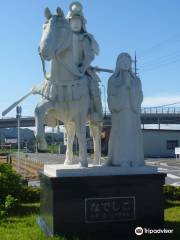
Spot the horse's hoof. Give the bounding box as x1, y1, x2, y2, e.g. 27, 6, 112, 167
37, 148, 48, 153
79, 160, 88, 168
93, 161, 99, 166
64, 159, 74, 165
93, 158, 101, 165
36, 136, 48, 150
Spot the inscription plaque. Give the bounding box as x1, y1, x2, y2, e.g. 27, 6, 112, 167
85, 196, 135, 223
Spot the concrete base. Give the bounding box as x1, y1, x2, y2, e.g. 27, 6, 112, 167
39, 166, 166, 239
44, 164, 157, 177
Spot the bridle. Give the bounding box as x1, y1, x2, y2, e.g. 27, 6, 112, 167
38, 49, 83, 80
38, 49, 50, 80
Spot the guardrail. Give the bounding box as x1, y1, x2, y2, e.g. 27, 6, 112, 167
1, 107, 180, 128
104, 107, 180, 116
141, 107, 180, 114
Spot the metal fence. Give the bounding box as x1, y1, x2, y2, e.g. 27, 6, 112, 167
141, 107, 180, 114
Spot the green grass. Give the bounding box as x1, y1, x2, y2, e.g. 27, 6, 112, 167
0, 203, 66, 240
0, 201, 180, 240
139, 201, 180, 240
165, 200, 180, 221
164, 200, 180, 239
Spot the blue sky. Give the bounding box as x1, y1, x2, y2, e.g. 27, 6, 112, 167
1, 0, 180, 117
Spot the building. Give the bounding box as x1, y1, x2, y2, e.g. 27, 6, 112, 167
101, 127, 180, 158
143, 129, 180, 158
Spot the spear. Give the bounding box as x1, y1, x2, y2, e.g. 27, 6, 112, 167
2, 91, 32, 117
2, 67, 114, 117
91, 66, 114, 73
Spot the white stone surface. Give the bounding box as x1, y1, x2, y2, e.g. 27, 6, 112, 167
33, 2, 102, 167
107, 53, 144, 167
44, 164, 157, 177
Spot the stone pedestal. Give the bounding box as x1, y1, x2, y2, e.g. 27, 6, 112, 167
38, 165, 166, 239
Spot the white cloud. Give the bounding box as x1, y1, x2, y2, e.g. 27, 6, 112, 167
142, 95, 180, 107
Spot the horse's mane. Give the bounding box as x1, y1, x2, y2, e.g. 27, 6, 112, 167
55, 18, 72, 55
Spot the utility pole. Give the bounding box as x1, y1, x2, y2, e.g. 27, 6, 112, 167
52, 127, 54, 153
16, 105, 22, 173
101, 84, 106, 116
57, 122, 61, 154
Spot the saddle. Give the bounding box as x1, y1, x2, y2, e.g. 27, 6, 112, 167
40, 77, 88, 102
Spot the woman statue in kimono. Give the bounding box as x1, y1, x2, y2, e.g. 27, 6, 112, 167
107, 53, 144, 167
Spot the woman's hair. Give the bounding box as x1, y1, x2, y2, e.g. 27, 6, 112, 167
114, 52, 132, 77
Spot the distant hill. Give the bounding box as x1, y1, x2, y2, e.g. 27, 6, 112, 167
0, 128, 64, 144
0, 128, 35, 142
45, 132, 64, 144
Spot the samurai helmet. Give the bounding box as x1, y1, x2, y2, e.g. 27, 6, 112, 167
66, 2, 87, 32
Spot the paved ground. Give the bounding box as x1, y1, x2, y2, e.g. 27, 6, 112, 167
145, 158, 180, 186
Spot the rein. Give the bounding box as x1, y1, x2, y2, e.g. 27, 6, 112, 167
39, 50, 83, 80
39, 52, 50, 80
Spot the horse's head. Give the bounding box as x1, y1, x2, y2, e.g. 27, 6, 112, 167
39, 7, 72, 60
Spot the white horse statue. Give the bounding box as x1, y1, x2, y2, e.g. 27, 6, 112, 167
33, 6, 102, 167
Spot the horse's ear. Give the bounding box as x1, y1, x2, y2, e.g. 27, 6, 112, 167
56, 7, 64, 17
44, 7, 52, 20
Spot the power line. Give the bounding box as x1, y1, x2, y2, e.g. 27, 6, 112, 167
140, 55, 180, 70
138, 33, 180, 59
139, 50, 180, 68
143, 101, 180, 109
140, 57, 180, 72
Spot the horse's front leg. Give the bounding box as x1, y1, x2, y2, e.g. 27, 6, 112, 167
35, 101, 52, 151
90, 123, 102, 165
75, 117, 88, 167
64, 122, 75, 165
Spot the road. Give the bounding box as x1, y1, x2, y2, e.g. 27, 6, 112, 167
146, 158, 180, 186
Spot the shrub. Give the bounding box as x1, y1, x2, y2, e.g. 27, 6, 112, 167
0, 195, 19, 218
0, 163, 23, 201
0, 163, 40, 203
164, 185, 180, 200
4, 195, 19, 212
20, 186, 40, 203
0, 203, 7, 219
